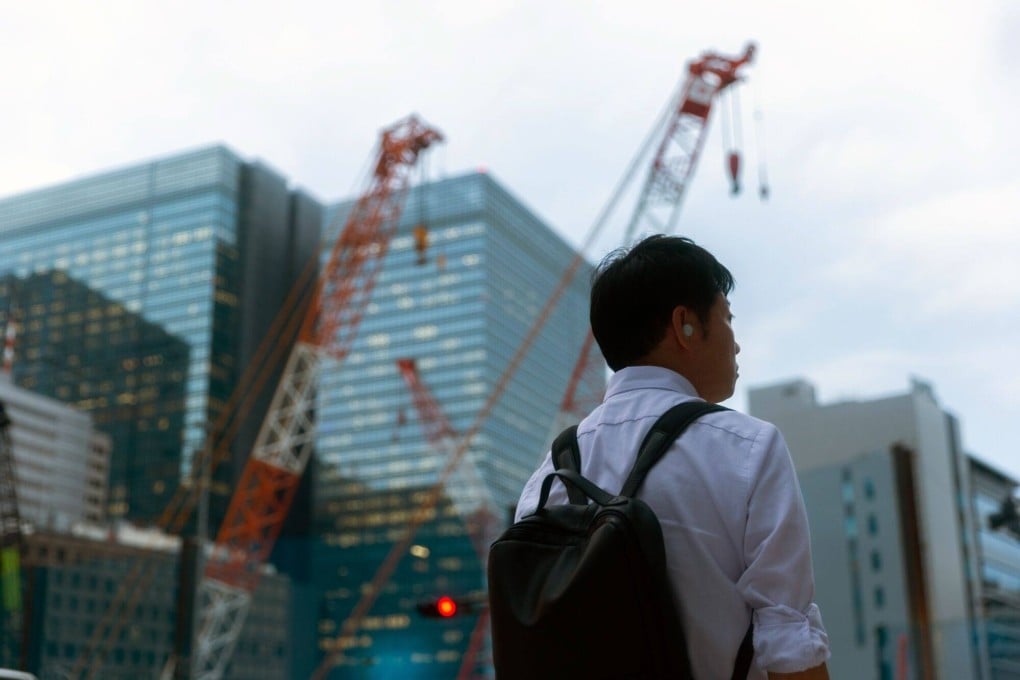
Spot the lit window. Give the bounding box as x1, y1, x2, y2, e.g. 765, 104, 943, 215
413, 325, 438, 340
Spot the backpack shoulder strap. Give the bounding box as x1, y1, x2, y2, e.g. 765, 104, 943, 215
620, 401, 730, 497
550, 424, 587, 505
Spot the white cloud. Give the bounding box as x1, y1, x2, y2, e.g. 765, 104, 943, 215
824, 179, 1020, 318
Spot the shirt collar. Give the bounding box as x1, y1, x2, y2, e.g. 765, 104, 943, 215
604, 365, 700, 400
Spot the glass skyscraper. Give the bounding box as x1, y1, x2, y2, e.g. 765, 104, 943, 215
310, 172, 603, 677
0, 146, 322, 525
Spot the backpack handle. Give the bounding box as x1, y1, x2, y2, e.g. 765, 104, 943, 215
536, 469, 622, 512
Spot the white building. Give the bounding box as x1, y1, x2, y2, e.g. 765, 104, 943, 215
0, 374, 110, 528
749, 377, 986, 680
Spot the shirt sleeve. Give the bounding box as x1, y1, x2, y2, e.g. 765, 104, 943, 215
736, 423, 830, 673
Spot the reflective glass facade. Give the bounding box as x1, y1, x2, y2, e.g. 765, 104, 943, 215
1, 271, 188, 522
311, 172, 601, 677
0, 146, 322, 525
969, 458, 1020, 678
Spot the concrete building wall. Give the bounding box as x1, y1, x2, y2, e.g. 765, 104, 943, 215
799, 448, 929, 679
749, 378, 983, 679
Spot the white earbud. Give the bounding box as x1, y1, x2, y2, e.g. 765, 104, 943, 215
682, 323, 694, 337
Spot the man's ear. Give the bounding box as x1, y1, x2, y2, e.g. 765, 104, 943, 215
671, 306, 694, 350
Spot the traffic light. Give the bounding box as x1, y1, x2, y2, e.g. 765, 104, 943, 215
415, 593, 489, 619
417, 595, 459, 618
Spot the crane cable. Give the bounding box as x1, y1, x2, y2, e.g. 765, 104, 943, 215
751, 78, 770, 200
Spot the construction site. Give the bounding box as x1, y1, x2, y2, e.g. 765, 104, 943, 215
1, 38, 1019, 680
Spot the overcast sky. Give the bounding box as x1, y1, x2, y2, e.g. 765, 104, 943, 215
2, 0, 1018, 480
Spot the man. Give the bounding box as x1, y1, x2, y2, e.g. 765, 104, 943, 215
515, 235, 830, 679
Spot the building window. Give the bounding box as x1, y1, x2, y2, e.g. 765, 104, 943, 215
871, 550, 882, 572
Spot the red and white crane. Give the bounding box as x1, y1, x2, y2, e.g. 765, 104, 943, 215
625, 43, 755, 241
187, 115, 443, 680
71, 115, 441, 680
556, 44, 756, 432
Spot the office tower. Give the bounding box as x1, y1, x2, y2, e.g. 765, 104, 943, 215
310, 172, 601, 677
749, 378, 986, 680
0, 147, 322, 526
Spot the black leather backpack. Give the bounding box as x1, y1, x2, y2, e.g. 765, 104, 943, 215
487, 401, 753, 679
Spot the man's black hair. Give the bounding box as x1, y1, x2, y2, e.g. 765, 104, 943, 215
590, 235, 734, 371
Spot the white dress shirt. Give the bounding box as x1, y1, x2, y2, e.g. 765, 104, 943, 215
515, 366, 830, 678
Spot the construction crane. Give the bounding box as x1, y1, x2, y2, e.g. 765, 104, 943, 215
0, 401, 23, 672
110, 114, 442, 680
315, 44, 758, 677
394, 358, 495, 680
625, 43, 755, 241
556, 43, 756, 433
69, 113, 444, 676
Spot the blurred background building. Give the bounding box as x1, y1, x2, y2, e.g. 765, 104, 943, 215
0, 146, 321, 528
750, 377, 1020, 680
0, 376, 109, 530
0, 271, 186, 524
0, 152, 600, 678
968, 458, 1020, 678
18, 525, 290, 680
305, 172, 599, 678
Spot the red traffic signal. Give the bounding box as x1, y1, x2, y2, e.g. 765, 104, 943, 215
436, 596, 457, 617
416, 595, 461, 618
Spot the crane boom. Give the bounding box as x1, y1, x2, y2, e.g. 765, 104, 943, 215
625, 43, 754, 241
190, 115, 443, 680
560, 44, 756, 430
